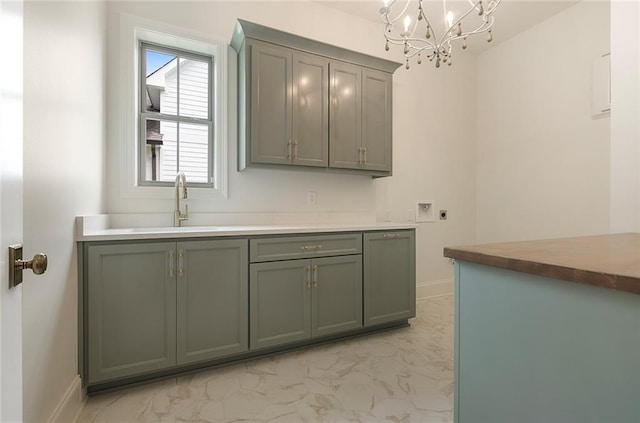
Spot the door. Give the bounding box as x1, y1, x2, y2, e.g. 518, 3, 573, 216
364, 231, 416, 326
86, 243, 176, 384
176, 239, 248, 365
249, 260, 311, 350
329, 61, 362, 170
0, 0, 24, 420
362, 68, 392, 172
311, 255, 363, 337
292, 51, 328, 167
250, 40, 293, 165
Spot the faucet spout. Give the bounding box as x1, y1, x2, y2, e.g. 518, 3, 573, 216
174, 172, 189, 227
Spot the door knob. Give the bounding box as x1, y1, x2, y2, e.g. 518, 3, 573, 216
8, 245, 48, 288
17, 253, 47, 274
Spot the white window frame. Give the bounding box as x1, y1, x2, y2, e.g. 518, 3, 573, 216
139, 42, 214, 187
117, 14, 228, 200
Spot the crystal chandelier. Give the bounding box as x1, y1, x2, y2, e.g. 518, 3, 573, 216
380, 0, 501, 68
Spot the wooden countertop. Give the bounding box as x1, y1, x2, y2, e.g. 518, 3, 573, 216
444, 233, 640, 295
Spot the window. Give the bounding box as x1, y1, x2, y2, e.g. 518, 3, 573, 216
116, 16, 228, 199
139, 42, 214, 187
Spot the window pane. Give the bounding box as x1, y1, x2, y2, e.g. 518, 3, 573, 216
179, 122, 210, 184
145, 49, 177, 114
143, 118, 178, 183
178, 58, 209, 119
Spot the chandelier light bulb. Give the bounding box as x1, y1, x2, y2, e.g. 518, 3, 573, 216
403, 15, 411, 34
380, 0, 501, 69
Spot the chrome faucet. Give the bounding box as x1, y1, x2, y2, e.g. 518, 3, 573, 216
174, 172, 189, 227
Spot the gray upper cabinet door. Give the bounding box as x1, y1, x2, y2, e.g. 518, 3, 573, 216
292, 51, 328, 167
176, 239, 248, 365
250, 40, 293, 165
329, 61, 362, 170
87, 243, 177, 384
250, 260, 312, 350
363, 231, 416, 326
311, 255, 363, 337
361, 68, 392, 172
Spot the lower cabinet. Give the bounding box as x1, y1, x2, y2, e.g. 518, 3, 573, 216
250, 255, 363, 350
176, 241, 248, 365
85, 239, 248, 385
363, 231, 416, 326
80, 229, 415, 391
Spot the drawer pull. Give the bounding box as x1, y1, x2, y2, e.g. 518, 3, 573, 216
301, 244, 323, 251
383, 233, 401, 239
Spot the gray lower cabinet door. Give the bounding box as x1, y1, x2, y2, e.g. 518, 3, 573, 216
361, 68, 392, 172
250, 260, 312, 350
250, 40, 293, 165
363, 231, 416, 326
311, 255, 363, 337
87, 243, 176, 384
176, 240, 248, 365
329, 60, 362, 170
292, 51, 328, 167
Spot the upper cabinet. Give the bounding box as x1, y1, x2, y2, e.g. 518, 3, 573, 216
231, 20, 400, 177
329, 63, 392, 172
249, 41, 328, 167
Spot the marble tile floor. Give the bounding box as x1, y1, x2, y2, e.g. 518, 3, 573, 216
77, 295, 454, 423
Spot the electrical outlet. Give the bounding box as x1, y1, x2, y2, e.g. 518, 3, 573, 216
307, 191, 317, 206
439, 210, 448, 220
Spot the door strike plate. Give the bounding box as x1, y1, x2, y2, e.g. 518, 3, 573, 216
9, 244, 23, 288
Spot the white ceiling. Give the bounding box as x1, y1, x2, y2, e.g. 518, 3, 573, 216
313, 0, 580, 52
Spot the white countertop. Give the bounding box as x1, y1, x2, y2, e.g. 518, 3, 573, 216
76, 215, 417, 242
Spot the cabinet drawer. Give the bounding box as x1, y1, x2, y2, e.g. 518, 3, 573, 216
250, 233, 362, 262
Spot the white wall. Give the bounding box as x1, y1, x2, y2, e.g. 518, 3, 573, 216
376, 52, 478, 291
610, 0, 640, 233
105, 1, 479, 289
23, 2, 105, 422
476, 1, 611, 243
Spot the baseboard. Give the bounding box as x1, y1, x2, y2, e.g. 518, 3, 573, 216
417, 278, 453, 300
47, 375, 85, 423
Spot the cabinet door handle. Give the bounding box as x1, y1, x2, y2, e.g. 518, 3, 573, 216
294, 141, 298, 160
287, 140, 292, 159
178, 250, 185, 276
312, 265, 318, 288
168, 251, 175, 277
305, 265, 311, 288
383, 233, 401, 239
358, 147, 364, 165
363, 147, 367, 165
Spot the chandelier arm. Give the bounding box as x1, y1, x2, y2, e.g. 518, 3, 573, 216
389, 34, 438, 52
404, 38, 438, 52
454, 16, 494, 40
380, 0, 412, 26
437, 0, 482, 47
